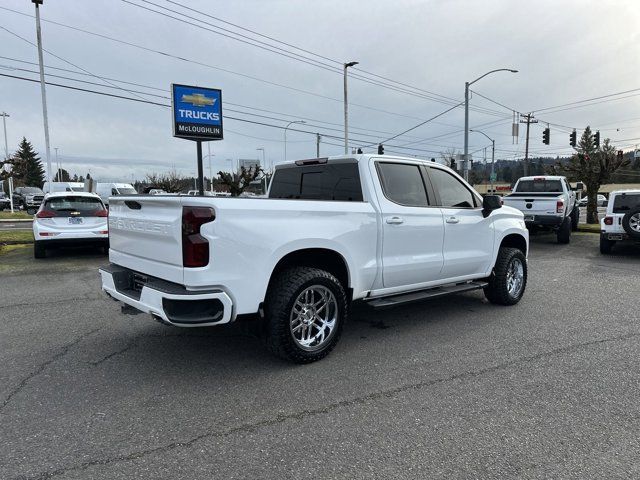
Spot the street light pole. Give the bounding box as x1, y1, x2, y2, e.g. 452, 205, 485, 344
1, 112, 9, 160
463, 68, 518, 181
343, 61, 358, 154
470, 129, 496, 193
284, 120, 306, 161
32, 0, 53, 193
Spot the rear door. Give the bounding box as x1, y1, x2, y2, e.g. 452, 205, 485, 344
425, 166, 494, 279
372, 161, 444, 288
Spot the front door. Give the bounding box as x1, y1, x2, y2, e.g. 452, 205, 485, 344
373, 161, 445, 289
426, 166, 494, 279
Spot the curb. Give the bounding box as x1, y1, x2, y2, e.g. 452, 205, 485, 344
0, 219, 33, 223
577, 225, 600, 234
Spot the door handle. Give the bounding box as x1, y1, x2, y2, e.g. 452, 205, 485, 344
446, 216, 459, 224
386, 216, 404, 225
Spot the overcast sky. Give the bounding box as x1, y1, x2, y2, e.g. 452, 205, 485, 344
1, 0, 639, 182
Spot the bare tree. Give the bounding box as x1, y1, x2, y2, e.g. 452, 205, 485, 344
145, 169, 191, 193
217, 165, 263, 197
548, 126, 628, 223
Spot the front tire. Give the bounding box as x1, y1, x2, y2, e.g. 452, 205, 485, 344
557, 217, 571, 244
570, 206, 579, 231
600, 235, 615, 254
484, 247, 527, 305
265, 267, 347, 363
34, 241, 46, 259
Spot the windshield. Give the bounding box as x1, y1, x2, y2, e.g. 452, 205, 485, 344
69, 187, 85, 192
43, 196, 104, 216
23, 187, 44, 194
612, 193, 640, 213
117, 187, 137, 195
515, 179, 563, 193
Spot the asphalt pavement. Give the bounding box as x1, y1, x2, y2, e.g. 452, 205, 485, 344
1, 235, 639, 479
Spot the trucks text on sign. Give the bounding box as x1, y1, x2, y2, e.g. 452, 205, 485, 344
171, 84, 223, 141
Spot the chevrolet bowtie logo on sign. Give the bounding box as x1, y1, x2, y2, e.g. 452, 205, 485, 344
181, 93, 215, 107
172, 84, 223, 141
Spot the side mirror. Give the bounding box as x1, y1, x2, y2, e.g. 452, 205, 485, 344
482, 195, 502, 218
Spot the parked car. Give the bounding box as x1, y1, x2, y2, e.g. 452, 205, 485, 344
33, 192, 109, 258
42, 181, 85, 193
503, 176, 578, 244
12, 186, 45, 213
578, 194, 607, 207
100, 154, 529, 363
599, 189, 640, 254
0, 192, 11, 211
95, 183, 137, 206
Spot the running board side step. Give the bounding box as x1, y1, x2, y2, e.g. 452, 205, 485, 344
366, 281, 488, 308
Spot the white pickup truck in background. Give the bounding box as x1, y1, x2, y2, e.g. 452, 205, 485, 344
503, 176, 578, 244
100, 154, 529, 363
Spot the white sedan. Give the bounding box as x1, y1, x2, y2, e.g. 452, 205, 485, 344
33, 192, 109, 258
578, 194, 607, 207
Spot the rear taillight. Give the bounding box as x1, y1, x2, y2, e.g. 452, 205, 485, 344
95, 209, 109, 217
604, 217, 613, 225
36, 209, 57, 218
556, 200, 565, 213
182, 206, 215, 268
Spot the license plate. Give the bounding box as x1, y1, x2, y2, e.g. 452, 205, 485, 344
68, 217, 83, 224
524, 215, 535, 222
608, 234, 623, 241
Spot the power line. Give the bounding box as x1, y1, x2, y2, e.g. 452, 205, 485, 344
532, 87, 640, 113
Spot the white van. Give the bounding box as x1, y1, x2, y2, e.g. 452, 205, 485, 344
42, 182, 85, 193
96, 183, 137, 205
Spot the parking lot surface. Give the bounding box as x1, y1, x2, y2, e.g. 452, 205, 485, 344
1, 235, 639, 479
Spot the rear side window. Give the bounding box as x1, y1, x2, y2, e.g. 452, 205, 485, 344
43, 196, 104, 216
377, 163, 429, 207
515, 179, 563, 193
612, 193, 640, 213
269, 162, 363, 201
428, 167, 476, 208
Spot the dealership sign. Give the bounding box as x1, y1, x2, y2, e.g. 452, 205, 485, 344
172, 84, 223, 141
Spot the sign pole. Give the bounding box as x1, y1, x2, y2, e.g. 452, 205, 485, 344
196, 140, 204, 196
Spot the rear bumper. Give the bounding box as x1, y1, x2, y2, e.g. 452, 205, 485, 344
99, 263, 233, 327
524, 215, 564, 227
37, 237, 108, 247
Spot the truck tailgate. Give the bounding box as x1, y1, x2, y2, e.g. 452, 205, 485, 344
108, 196, 184, 284
503, 194, 560, 216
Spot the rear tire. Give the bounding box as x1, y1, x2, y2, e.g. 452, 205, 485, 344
570, 206, 579, 231
265, 267, 347, 363
557, 217, 571, 244
34, 241, 46, 259
484, 247, 527, 306
600, 235, 615, 254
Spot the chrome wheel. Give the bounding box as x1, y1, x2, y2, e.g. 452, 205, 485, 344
289, 285, 338, 352
506, 258, 524, 298
630, 213, 640, 233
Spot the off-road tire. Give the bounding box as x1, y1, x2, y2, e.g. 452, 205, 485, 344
265, 267, 347, 364
484, 247, 527, 306
600, 235, 615, 254
570, 206, 579, 231
557, 217, 571, 244
34, 241, 46, 259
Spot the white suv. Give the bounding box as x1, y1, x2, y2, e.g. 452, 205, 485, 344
600, 189, 640, 254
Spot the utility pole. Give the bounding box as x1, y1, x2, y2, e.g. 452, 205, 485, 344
54, 147, 60, 181
343, 61, 359, 154
520, 113, 538, 177
1, 112, 9, 160
33, 0, 53, 193
316, 133, 321, 157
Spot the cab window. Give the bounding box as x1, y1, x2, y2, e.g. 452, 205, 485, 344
427, 167, 477, 208
376, 162, 429, 207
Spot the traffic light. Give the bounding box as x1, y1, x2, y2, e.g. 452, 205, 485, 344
569, 130, 577, 147
593, 131, 600, 149
542, 127, 550, 145
377, 144, 384, 155
617, 150, 624, 161
450, 158, 456, 170
356, 148, 363, 154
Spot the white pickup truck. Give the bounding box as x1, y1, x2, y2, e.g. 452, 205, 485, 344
100, 155, 529, 363
503, 176, 579, 244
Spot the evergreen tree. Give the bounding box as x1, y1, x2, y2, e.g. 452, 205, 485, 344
12, 137, 46, 188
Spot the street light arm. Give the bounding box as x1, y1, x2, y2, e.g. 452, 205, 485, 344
470, 129, 493, 143
468, 68, 518, 86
